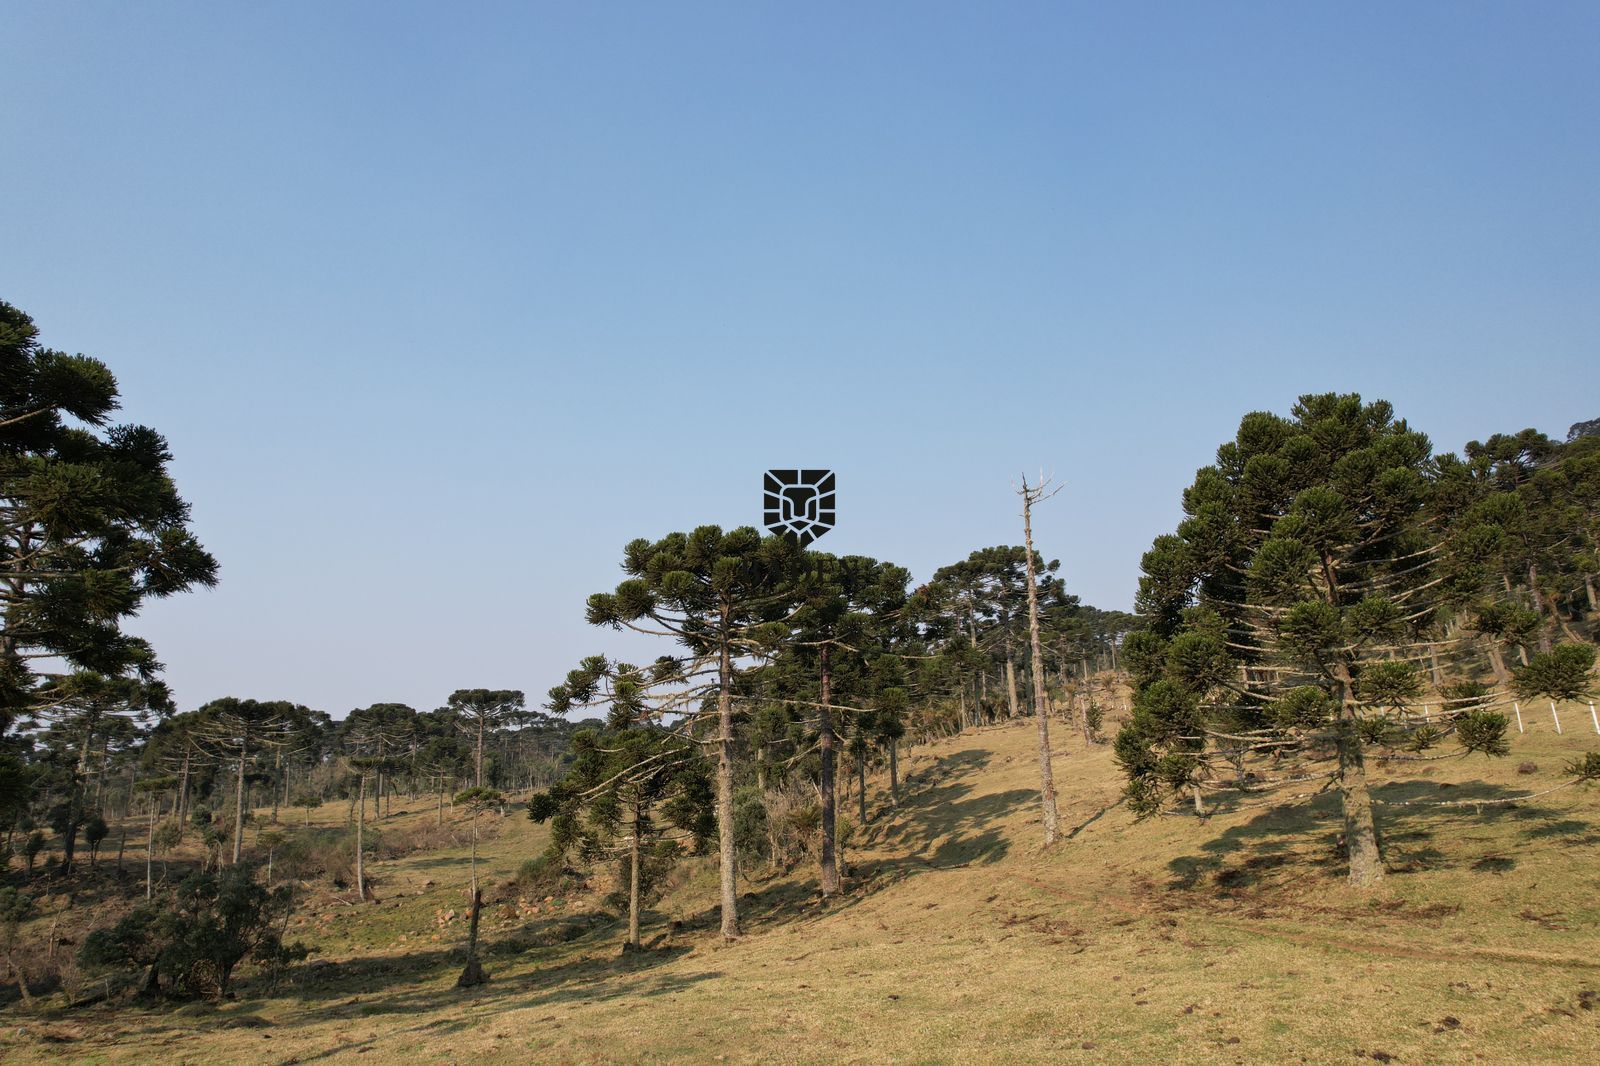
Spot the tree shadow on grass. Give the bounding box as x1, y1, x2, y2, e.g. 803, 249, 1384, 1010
244, 947, 722, 1062
1163, 778, 1588, 893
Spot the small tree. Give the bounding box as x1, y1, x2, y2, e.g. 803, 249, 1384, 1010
345, 756, 396, 902
1513, 643, 1596, 704
530, 728, 713, 950
257, 829, 287, 887
293, 791, 321, 827
453, 786, 503, 987
80, 866, 303, 1000
1, 887, 36, 1009
135, 777, 177, 900
23, 830, 45, 877
83, 813, 110, 868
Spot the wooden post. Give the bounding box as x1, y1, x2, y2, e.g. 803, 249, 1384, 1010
1590, 702, 1599, 736
1550, 702, 1562, 735
1514, 701, 1524, 734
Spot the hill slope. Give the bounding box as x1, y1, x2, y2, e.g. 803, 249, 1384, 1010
8, 711, 1600, 1064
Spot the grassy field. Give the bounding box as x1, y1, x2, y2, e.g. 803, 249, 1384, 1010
4, 703, 1600, 1064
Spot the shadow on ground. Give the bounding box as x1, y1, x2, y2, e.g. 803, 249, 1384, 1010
1164, 778, 1591, 892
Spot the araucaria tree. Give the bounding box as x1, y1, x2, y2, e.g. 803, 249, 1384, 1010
581, 526, 804, 940
760, 552, 909, 894
446, 689, 525, 787
529, 722, 713, 950
189, 699, 301, 865
453, 785, 503, 987
1118, 395, 1513, 886
1, 299, 216, 815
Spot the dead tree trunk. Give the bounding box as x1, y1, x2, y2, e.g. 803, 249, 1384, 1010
715, 616, 740, 940
1019, 474, 1062, 845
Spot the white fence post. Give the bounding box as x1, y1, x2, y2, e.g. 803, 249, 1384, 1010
1514, 701, 1524, 734
1551, 701, 1563, 735
1589, 702, 1599, 736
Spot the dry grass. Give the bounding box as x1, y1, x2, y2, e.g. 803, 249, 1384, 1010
4, 702, 1599, 1064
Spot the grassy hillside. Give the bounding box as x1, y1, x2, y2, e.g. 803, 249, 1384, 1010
5, 703, 1600, 1064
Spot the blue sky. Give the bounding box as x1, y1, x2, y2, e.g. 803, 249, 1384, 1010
3, 3, 1596, 717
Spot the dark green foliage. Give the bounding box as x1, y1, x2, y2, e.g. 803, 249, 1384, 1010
530, 725, 713, 943
1121, 630, 1168, 691
23, 830, 45, 872
1456, 711, 1511, 757
1356, 718, 1394, 746
1356, 661, 1423, 711
83, 813, 109, 863
1513, 644, 1596, 702
0, 300, 217, 739
79, 866, 303, 999
1273, 686, 1334, 728
1406, 724, 1443, 752
1564, 752, 1600, 783
1114, 394, 1514, 888
1441, 680, 1491, 708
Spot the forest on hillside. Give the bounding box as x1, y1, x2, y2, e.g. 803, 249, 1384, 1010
2, 298, 1597, 1011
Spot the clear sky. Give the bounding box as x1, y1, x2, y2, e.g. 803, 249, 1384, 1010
3, 3, 1596, 719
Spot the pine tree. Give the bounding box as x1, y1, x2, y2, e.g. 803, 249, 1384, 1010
580, 526, 804, 940
1116, 395, 1514, 886
1, 300, 216, 781
530, 725, 712, 950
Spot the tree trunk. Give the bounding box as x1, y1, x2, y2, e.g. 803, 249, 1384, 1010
1020, 481, 1062, 845
177, 752, 190, 841
475, 717, 485, 788
145, 799, 156, 900
715, 619, 740, 940
57, 730, 92, 876
627, 799, 642, 949
457, 886, 485, 987
888, 739, 900, 807
355, 775, 367, 901
7, 954, 32, 1010
1529, 563, 1554, 653
856, 753, 867, 825
1004, 648, 1021, 720
1485, 640, 1510, 686
818, 644, 840, 895
1335, 711, 1383, 887
272, 750, 282, 825
232, 752, 247, 865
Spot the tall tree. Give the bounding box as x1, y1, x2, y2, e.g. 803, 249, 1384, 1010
446, 690, 525, 788
189, 699, 301, 865
1017, 474, 1062, 845
27, 671, 168, 875
1116, 395, 1514, 886
0, 300, 216, 780
581, 526, 804, 940
766, 553, 909, 894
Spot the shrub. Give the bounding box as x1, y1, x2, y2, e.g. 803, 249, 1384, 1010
79, 866, 306, 1000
